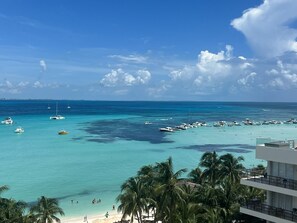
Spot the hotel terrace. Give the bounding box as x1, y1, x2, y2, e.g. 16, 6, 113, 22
240, 138, 297, 223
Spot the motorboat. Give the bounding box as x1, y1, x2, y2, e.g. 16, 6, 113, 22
144, 121, 152, 125
1, 117, 13, 125
50, 103, 65, 120
159, 127, 174, 132
14, 127, 24, 133
58, 130, 68, 135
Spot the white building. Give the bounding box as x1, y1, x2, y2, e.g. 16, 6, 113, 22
240, 138, 297, 223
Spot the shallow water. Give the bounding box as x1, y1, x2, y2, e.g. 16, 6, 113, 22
1, 100, 297, 217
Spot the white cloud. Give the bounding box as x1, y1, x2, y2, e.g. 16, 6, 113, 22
100, 68, 151, 87
169, 66, 194, 81
18, 81, 29, 87
108, 54, 147, 63
33, 81, 44, 88
237, 72, 257, 86
231, 0, 297, 57
269, 78, 284, 88
197, 45, 231, 76
40, 60, 47, 71
238, 56, 247, 60
136, 69, 151, 84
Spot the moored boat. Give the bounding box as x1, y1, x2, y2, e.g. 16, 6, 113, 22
159, 127, 174, 132
14, 127, 24, 133
1, 117, 13, 125
58, 130, 68, 135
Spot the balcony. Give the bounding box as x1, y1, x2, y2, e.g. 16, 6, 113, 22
241, 202, 297, 223
241, 170, 297, 196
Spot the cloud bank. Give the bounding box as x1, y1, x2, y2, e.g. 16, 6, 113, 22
231, 0, 297, 57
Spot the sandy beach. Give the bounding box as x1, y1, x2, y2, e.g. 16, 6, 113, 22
61, 210, 123, 223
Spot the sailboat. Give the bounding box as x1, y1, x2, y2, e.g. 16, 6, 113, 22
50, 103, 65, 120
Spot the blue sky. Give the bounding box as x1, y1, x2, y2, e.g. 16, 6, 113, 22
1, 0, 297, 101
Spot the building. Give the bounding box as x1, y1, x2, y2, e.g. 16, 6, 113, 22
240, 138, 297, 223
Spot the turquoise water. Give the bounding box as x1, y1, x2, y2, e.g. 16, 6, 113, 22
1, 101, 297, 217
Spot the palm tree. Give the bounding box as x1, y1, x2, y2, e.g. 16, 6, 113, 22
154, 157, 187, 223
187, 167, 203, 185
200, 151, 221, 186
219, 153, 245, 183
30, 196, 64, 223
0, 198, 27, 223
0, 185, 9, 198
116, 177, 152, 223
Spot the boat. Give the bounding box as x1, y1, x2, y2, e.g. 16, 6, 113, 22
50, 103, 65, 120
14, 127, 24, 133
144, 121, 152, 125
50, 115, 65, 120
1, 117, 13, 125
58, 130, 68, 135
159, 127, 174, 132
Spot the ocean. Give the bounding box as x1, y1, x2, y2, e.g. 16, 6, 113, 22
1, 100, 297, 218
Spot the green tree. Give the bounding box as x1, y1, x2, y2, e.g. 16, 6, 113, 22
116, 177, 152, 223
219, 153, 245, 183
0, 198, 27, 223
30, 196, 64, 223
200, 151, 221, 186
154, 157, 187, 223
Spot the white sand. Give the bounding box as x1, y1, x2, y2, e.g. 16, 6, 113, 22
61, 210, 123, 223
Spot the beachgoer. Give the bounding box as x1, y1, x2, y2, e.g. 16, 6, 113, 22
112, 205, 115, 210
105, 211, 109, 218
99, 199, 101, 203
76, 201, 78, 204
84, 215, 88, 222
71, 199, 73, 204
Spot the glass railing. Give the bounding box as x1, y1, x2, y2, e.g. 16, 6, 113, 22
242, 170, 297, 191
242, 201, 297, 222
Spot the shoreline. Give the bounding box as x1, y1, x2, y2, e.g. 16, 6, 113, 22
61, 210, 123, 223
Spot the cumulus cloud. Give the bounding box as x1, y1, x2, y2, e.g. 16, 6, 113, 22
197, 45, 232, 76
33, 81, 44, 88
40, 60, 47, 71
100, 68, 151, 87
231, 0, 297, 57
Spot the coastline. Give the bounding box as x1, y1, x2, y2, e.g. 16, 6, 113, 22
61, 210, 123, 223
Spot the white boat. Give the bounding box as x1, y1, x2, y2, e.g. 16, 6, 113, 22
1, 117, 13, 125
159, 127, 174, 132
15, 127, 24, 133
144, 121, 152, 125
50, 103, 65, 120
50, 115, 65, 120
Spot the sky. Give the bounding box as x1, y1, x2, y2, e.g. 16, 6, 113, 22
0, 0, 297, 101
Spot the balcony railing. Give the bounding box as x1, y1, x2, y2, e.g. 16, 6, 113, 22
242, 201, 297, 222
242, 170, 297, 191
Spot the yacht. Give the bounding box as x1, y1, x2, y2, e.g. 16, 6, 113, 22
14, 127, 24, 133
1, 117, 13, 125
50, 115, 65, 120
159, 127, 174, 132
50, 103, 65, 120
